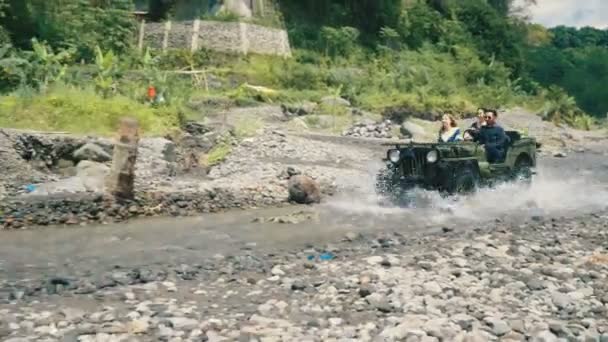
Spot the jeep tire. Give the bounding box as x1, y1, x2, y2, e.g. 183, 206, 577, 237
449, 166, 480, 195
513, 157, 533, 185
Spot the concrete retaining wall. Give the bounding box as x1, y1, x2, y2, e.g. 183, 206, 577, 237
138, 19, 291, 57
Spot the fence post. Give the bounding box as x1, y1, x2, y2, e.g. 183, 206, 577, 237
191, 19, 201, 52
239, 22, 249, 55
162, 20, 172, 51
105, 118, 140, 200
138, 19, 146, 52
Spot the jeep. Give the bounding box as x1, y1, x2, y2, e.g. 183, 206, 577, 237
375, 131, 538, 204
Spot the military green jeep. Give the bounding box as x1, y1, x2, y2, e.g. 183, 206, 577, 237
375, 131, 538, 204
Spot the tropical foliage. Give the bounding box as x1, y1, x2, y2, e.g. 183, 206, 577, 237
0, 0, 605, 134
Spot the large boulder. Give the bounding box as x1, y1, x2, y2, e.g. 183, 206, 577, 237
73, 143, 112, 163
281, 101, 318, 118
321, 96, 351, 107
76, 161, 110, 192
288, 175, 321, 204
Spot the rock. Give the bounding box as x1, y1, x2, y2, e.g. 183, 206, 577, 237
291, 280, 306, 291
342, 119, 395, 139
424, 281, 443, 296
366, 293, 393, 313
271, 266, 285, 276
126, 319, 149, 334
73, 143, 112, 162
321, 96, 351, 107
168, 317, 199, 330
553, 151, 567, 158
452, 314, 476, 331
533, 330, 558, 342
484, 317, 511, 336
525, 277, 546, 291
281, 101, 318, 117
458, 330, 488, 342
287, 175, 321, 204
551, 292, 571, 309
366, 256, 384, 265
76, 160, 110, 179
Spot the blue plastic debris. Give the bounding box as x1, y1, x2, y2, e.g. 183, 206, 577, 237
319, 252, 334, 261
25, 184, 37, 193
307, 252, 335, 261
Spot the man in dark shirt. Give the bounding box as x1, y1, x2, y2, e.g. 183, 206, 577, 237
474, 109, 510, 163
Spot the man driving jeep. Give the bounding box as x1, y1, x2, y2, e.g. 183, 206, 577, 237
474, 109, 510, 163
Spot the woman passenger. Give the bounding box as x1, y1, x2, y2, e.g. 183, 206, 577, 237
438, 114, 463, 143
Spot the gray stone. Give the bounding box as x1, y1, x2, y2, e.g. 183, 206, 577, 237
366, 293, 393, 313
424, 281, 443, 296
168, 317, 199, 330
484, 317, 511, 336
460, 331, 488, 342
287, 175, 321, 204
533, 330, 558, 342
321, 96, 351, 107
73, 143, 112, 162
551, 292, 571, 309
583, 331, 600, 342
452, 314, 476, 331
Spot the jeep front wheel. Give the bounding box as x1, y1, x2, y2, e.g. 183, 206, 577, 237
450, 167, 480, 195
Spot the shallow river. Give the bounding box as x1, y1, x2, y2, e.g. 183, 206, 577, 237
1, 151, 607, 283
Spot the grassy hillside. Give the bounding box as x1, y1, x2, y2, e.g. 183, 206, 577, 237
0, 0, 605, 135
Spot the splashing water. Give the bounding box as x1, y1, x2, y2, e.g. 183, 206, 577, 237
321, 158, 608, 229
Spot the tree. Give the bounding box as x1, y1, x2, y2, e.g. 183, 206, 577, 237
0, 0, 136, 61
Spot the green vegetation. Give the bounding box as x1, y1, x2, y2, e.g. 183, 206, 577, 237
0, 0, 606, 136
205, 142, 232, 166
0, 84, 184, 135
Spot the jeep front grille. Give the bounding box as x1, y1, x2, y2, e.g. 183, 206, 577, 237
400, 149, 428, 177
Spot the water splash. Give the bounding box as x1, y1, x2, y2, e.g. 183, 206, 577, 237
321, 159, 608, 228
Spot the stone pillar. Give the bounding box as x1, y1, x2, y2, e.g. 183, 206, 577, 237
138, 19, 146, 51
162, 20, 172, 51
105, 118, 140, 200
191, 19, 201, 52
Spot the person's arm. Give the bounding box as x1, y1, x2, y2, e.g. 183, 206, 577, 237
474, 128, 485, 144
454, 128, 463, 141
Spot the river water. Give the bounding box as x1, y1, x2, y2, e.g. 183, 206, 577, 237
0, 151, 607, 282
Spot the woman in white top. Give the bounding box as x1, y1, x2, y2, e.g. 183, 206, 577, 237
437, 114, 463, 143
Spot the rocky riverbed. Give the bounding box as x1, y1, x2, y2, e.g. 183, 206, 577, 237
1, 210, 608, 341
2, 105, 606, 229
1, 104, 608, 341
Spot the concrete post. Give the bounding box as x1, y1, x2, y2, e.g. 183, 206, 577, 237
105, 118, 140, 200
162, 20, 172, 51
138, 19, 146, 52
191, 19, 201, 52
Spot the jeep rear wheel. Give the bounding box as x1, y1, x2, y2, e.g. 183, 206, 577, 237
513, 157, 533, 184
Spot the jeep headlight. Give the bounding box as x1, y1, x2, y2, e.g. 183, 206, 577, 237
426, 150, 439, 163
388, 149, 400, 163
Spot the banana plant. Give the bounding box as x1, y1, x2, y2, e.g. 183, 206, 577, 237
28, 39, 73, 93
0, 44, 30, 87
93, 45, 119, 98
